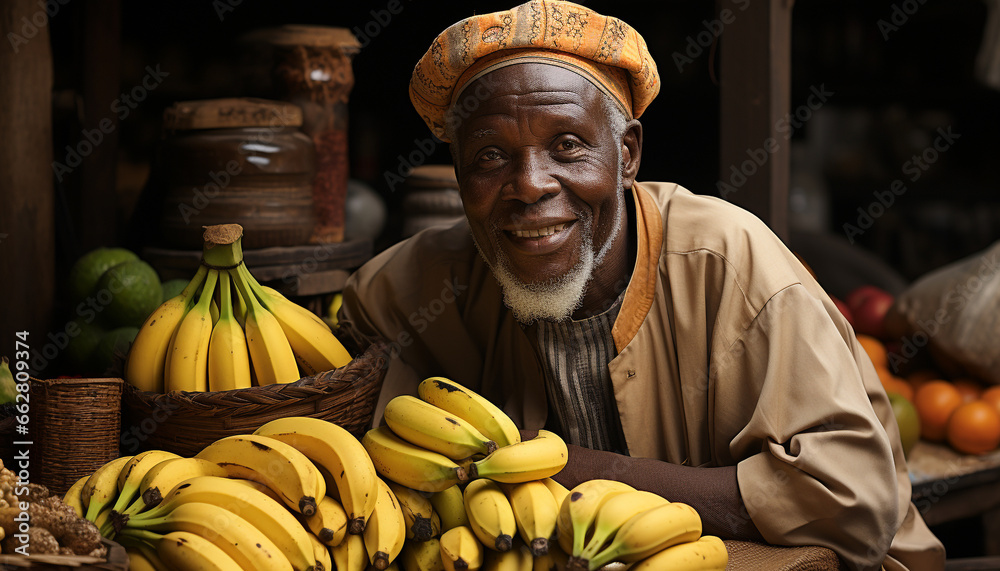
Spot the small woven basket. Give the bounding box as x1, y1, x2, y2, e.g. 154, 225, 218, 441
29, 378, 124, 496
120, 325, 389, 457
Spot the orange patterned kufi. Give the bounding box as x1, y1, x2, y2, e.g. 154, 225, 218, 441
409, 0, 660, 142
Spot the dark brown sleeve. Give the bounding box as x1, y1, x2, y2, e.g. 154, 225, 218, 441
552, 442, 765, 542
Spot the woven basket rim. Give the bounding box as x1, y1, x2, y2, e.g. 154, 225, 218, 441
30, 377, 125, 386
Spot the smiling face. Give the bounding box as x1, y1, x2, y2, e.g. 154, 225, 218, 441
451, 63, 642, 323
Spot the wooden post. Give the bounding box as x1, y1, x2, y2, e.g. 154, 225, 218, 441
0, 0, 56, 365
719, 0, 793, 242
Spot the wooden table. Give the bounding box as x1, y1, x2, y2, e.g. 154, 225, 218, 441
907, 441, 1000, 556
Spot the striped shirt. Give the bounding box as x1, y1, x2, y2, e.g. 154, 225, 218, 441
532, 293, 629, 454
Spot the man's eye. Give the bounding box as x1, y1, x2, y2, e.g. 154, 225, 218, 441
558, 140, 579, 151
480, 150, 502, 162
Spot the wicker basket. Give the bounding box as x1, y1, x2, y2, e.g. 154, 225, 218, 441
29, 378, 124, 496
0, 538, 127, 570
120, 327, 389, 457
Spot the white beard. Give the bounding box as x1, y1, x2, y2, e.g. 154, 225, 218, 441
477, 172, 625, 325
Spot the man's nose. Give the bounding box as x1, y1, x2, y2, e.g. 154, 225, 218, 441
502, 150, 560, 203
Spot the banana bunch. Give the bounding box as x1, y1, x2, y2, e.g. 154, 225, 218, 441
553, 480, 727, 571
363, 377, 568, 494
125, 223, 352, 393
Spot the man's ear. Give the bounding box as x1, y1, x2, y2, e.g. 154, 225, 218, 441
620, 119, 643, 189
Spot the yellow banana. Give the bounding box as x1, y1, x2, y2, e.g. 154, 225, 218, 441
555, 479, 635, 558
122, 456, 229, 517
247, 270, 353, 373
418, 377, 521, 448
501, 480, 558, 557
230, 476, 285, 503
364, 478, 407, 570
401, 537, 445, 571
254, 416, 379, 535
430, 484, 470, 533
307, 530, 334, 571
127, 475, 315, 571
540, 478, 570, 511
194, 433, 325, 516
630, 534, 727, 570
470, 430, 567, 484
62, 473, 90, 517
164, 268, 218, 392
585, 502, 703, 570
82, 455, 134, 522
362, 425, 468, 493
386, 479, 440, 542
210, 299, 220, 325
110, 450, 181, 517
439, 525, 484, 571
119, 501, 292, 571
483, 543, 533, 571
207, 270, 252, 391
228, 267, 301, 385
125, 544, 170, 571
384, 395, 498, 460
304, 495, 349, 547
464, 478, 517, 553
158, 530, 245, 571
579, 490, 670, 560
533, 541, 569, 571
125, 265, 208, 393
332, 530, 369, 571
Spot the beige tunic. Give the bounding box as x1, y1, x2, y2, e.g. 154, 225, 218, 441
340, 181, 946, 570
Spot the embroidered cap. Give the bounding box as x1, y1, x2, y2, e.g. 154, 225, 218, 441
409, 0, 660, 142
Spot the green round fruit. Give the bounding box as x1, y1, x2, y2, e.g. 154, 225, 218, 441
95, 260, 164, 328
68, 247, 139, 303
64, 319, 106, 375
160, 278, 189, 303
91, 326, 139, 376
889, 392, 921, 458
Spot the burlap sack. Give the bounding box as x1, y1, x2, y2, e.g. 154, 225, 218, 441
888, 240, 1000, 384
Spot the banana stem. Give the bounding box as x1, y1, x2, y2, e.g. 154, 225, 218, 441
201, 224, 245, 268
179, 264, 210, 300
117, 527, 164, 546
229, 267, 265, 319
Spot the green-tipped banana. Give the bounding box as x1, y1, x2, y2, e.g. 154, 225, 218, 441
385, 395, 498, 460
125, 265, 208, 393
502, 480, 559, 557
584, 502, 703, 570
122, 456, 229, 517
431, 484, 470, 533
194, 434, 325, 517
417, 377, 521, 448
439, 525, 484, 571
126, 475, 315, 571
579, 490, 670, 560
120, 501, 292, 571
110, 450, 181, 518
471, 430, 567, 484
385, 479, 439, 542
207, 270, 252, 391
464, 478, 516, 553
254, 416, 379, 535
229, 266, 301, 385
82, 455, 134, 522
164, 268, 218, 392
556, 479, 635, 558
362, 425, 468, 493
364, 478, 407, 570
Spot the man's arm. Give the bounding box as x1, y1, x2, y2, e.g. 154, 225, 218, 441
554, 443, 765, 541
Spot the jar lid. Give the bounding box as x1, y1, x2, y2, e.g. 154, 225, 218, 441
249, 25, 361, 54
163, 98, 303, 131
405, 165, 459, 191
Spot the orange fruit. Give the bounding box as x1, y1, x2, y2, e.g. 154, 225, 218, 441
882, 375, 914, 402
906, 369, 939, 393
913, 381, 964, 442
982, 386, 1000, 417
953, 378, 983, 404
946, 401, 1000, 455
856, 335, 888, 370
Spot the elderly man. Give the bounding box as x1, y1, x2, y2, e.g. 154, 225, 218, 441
339, 2, 945, 569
